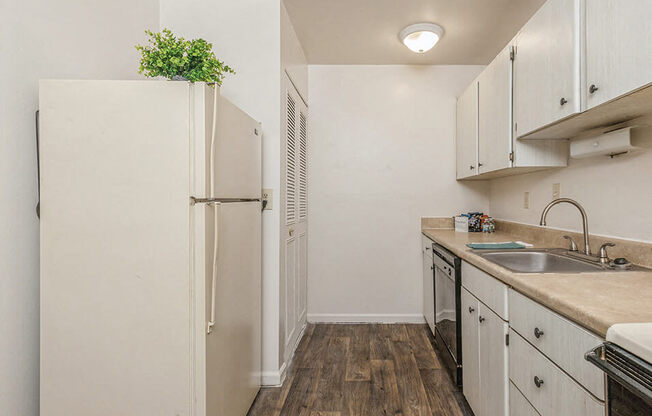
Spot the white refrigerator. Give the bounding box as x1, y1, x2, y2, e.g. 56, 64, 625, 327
39, 80, 262, 416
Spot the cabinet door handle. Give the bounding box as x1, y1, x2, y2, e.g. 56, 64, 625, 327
430, 265, 434, 270
478, 316, 485, 323
534, 327, 544, 339
478, 162, 484, 167
589, 84, 599, 94
560, 97, 568, 106
469, 165, 475, 170
468, 307, 475, 314
534, 376, 544, 388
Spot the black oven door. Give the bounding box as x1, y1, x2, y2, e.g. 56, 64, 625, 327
608, 376, 652, 416
586, 343, 652, 416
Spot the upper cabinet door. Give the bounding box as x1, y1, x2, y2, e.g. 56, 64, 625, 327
478, 45, 512, 174
456, 81, 478, 179
586, 0, 652, 109
513, 0, 581, 138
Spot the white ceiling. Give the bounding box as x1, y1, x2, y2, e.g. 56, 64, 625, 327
283, 0, 546, 65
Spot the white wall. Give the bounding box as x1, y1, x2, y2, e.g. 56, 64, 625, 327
307, 65, 489, 321
0, 1, 159, 414
490, 149, 652, 242
160, 0, 286, 384
281, 1, 308, 101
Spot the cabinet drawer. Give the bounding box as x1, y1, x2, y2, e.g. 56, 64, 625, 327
422, 235, 434, 258
509, 330, 605, 416
509, 290, 604, 400
509, 382, 539, 416
462, 261, 508, 320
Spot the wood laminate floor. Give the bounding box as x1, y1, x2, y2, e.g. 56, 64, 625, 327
247, 323, 473, 416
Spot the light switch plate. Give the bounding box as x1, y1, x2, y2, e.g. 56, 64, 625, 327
262, 188, 273, 210
552, 183, 561, 199
524, 192, 530, 209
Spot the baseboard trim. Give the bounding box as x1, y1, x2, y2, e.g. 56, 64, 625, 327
261, 321, 309, 387
261, 361, 287, 387
307, 313, 426, 324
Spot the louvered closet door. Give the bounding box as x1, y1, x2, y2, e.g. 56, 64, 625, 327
281, 76, 308, 365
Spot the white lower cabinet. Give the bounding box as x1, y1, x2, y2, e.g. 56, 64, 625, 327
461, 261, 607, 416
462, 288, 481, 414
509, 382, 540, 416
509, 290, 604, 400
461, 284, 509, 416
479, 303, 509, 416
422, 237, 435, 334
509, 329, 605, 416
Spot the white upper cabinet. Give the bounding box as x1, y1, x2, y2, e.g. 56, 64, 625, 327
513, 0, 581, 138
456, 81, 478, 179
585, 0, 652, 109
478, 45, 512, 174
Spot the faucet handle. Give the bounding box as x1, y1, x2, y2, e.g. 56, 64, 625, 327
599, 242, 615, 263
563, 235, 579, 252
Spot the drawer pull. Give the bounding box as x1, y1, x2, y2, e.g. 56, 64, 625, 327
468, 307, 475, 314
534, 327, 544, 339
478, 316, 485, 323
534, 376, 544, 388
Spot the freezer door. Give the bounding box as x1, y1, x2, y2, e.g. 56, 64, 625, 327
206, 91, 262, 199
204, 201, 261, 416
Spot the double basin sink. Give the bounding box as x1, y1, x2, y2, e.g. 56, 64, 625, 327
477, 248, 637, 274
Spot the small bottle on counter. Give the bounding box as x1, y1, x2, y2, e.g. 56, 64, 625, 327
482, 217, 495, 233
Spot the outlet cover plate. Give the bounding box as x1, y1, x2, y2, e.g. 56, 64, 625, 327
262, 188, 273, 210
552, 183, 561, 199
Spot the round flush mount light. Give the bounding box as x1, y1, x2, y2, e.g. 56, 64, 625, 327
398, 23, 445, 53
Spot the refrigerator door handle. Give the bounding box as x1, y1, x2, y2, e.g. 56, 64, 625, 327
206, 202, 222, 334
190, 197, 260, 205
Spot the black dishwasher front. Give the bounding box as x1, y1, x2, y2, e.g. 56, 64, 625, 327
432, 243, 462, 388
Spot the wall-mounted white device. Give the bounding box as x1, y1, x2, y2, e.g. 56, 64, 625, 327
570, 126, 652, 159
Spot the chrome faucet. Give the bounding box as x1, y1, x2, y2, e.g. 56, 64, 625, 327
539, 198, 591, 255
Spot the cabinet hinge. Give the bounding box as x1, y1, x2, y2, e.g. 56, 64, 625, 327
506, 333, 510, 346
509, 152, 514, 162
509, 45, 516, 61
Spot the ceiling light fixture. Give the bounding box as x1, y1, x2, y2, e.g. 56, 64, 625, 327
398, 23, 444, 54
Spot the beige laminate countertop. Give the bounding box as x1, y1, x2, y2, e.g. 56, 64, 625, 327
422, 228, 652, 338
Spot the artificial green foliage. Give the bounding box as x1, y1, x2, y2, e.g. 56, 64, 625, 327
135, 29, 235, 84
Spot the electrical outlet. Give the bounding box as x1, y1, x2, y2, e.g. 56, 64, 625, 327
524, 192, 530, 209
262, 188, 273, 210
552, 183, 561, 199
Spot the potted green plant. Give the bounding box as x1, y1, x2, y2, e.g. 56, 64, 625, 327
135, 28, 235, 84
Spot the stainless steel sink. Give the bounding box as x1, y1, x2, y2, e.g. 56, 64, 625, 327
477, 248, 607, 273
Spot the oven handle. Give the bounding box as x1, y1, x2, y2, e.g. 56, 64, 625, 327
586, 343, 652, 405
